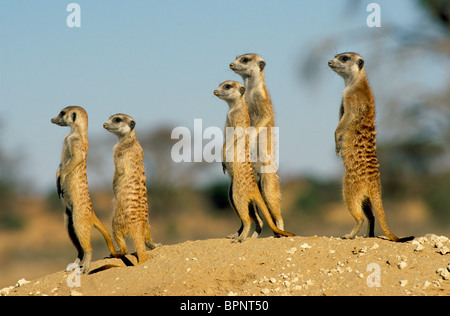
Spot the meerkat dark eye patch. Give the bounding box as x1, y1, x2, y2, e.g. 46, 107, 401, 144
224, 84, 232, 90
114, 117, 122, 123
241, 57, 250, 63
59, 111, 66, 117
340, 56, 350, 63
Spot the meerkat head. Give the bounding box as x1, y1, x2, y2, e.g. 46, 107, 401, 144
214, 80, 246, 104
229, 53, 266, 78
103, 113, 136, 138
51, 106, 88, 130
328, 52, 365, 83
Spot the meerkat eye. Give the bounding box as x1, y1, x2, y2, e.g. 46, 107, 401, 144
59, 111, 66, 117
340, 56, 350, 63
224, 84, 232, 90
241, 57, 250, 63
114, 117, 122, 123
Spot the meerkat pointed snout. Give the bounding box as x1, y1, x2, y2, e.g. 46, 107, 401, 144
328, 60, 333, 67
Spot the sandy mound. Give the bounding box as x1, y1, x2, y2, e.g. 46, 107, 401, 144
2, 235, 449, 296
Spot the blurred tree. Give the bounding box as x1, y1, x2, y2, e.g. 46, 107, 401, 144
420, 0, 450, 30
203, 181, 230, 212
0, 124, 25, 230
139, 125, 214, 215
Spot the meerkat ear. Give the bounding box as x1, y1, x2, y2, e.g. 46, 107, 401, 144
259, 60, 266, 71
72, 112, 77, 122
358, 58, 365, 70
129, 120, 136, 131
239, 86, 246, 96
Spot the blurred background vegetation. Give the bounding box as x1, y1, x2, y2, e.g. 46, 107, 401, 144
0, 0, 449, 288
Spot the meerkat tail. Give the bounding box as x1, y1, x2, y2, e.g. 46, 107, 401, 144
252, 193, 294, 237
369, 190, 414, 243
92, 214, 117, 256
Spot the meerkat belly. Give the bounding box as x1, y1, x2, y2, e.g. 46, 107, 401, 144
233, 162, 256, 183
63, 167, 91, 210
342, 127, 380, 181
115, 174, 148, 221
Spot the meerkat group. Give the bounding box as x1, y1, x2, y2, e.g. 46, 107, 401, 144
214, 80, 294, 242
50, 51, 414, 273
52, 108, 159, 273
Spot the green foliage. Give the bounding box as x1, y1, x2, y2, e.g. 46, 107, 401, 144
418, 0, 450, 31
422, 175, 450, 224
203, 181, 230, 212
0, 211, 26, 231
295, 179, 341, 214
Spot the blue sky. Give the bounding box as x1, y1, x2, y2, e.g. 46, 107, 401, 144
0, 0, 437, 192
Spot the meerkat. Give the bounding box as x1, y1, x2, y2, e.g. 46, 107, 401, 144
51, 106, 117, 274
328, 52, 414, 242
214, 80, 295, 242
103, 113, 159, 263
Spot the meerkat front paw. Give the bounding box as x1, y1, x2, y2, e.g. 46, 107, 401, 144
335, 133, 343, 157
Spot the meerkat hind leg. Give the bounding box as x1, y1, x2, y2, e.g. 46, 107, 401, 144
231, 195, 252, 243
79, 251, 92, 274
113, 230, 128, 257
132, 229, 149, 263
65, 208, 88, 271
342, 192, 365, 240
226, 182, 243, 239
362, 197, 375, 237
250, 203, 263, 238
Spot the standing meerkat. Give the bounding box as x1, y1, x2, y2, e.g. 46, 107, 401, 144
229, 53, 285, 232
214, 80, 295, 242
51, 106, 117, 274
328, 52, 414, 242
103, 113, 158, 263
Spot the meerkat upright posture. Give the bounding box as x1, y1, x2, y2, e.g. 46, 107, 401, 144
214, 80, 295, 242
229, 54, 285, 232
51, 106, 117, 274
328, 52, 414, 242
103, 114, 158, 263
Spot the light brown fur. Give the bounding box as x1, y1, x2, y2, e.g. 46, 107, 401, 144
51, 106, 117, 274
230, 54, 285, 233
329, 52, 414, 242
214, 80, 294, 242
103, 114, 158, 264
